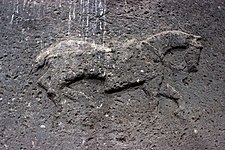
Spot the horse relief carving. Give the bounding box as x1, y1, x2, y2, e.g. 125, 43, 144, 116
35, 30, 203, 116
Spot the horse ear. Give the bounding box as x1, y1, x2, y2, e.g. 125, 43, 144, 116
189, 35, 203, 49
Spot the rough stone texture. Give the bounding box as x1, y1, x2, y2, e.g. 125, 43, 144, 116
0, 0, 225, 150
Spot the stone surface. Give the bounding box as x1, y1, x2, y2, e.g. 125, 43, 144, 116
0, 0, 225, 149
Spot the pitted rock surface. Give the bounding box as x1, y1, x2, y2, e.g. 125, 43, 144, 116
1, 0, 225, 149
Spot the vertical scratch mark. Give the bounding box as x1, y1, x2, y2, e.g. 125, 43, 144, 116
40, 32, 43, 49
73, 1, 76, 20
103, 0, 106, 47
87, 0, 90, 27
10, 14, 15, 25
84, 0, 89, 41
68, 0, 72, 36
79, 0, 83, 38
93, 0, 98, 48
10, 0, 16, 25
81, 0, 85, 41
16, 0, 19, 13
98, 0, 105, 45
